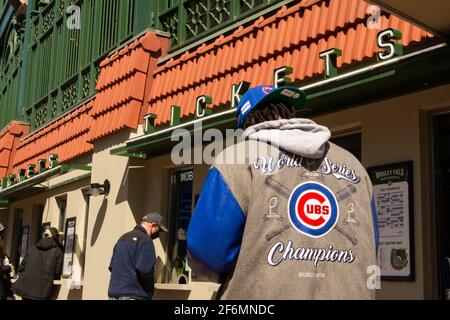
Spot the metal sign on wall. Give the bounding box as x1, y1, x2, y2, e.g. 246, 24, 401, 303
368, 161, 415, 281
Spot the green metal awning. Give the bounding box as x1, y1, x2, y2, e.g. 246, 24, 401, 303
111, 42, 450, 160
111, 109, 236, 159
0, 164, 91, 202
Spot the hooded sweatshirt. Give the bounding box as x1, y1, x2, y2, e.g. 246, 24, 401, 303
187, 119, 378, 300
12, 237, 63, 300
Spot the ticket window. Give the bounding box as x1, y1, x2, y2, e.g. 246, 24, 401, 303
166, 168, 193, 284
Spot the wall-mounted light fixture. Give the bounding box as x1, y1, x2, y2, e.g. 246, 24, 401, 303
85, 179, 110, 197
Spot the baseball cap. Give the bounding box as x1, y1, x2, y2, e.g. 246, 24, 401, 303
236, 85, 307, 129
142, 213, 168, 232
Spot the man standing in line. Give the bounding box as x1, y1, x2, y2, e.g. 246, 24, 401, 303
108, 213, 167, 300
187, 85, 378, 300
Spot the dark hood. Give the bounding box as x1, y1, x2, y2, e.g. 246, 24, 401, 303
36, 237, 61, 251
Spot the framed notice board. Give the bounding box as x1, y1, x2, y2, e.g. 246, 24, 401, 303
62, 218, 76, 278
368, 161, 415, 281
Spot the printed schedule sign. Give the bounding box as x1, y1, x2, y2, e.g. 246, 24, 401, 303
368, 162, 415, 281
63, 218, 76, 277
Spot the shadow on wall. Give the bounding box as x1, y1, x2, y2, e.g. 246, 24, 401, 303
90, 198, 108, 247
121, 161, 148, 222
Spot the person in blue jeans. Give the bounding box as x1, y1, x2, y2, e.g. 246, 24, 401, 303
108, 213, 167, 300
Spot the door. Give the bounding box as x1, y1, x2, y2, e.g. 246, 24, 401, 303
166, 168, 194, 284
433, 114, 450, 300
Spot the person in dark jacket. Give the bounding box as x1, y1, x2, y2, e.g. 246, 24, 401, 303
0, 223, 14, 301
108, 213, 167, 300
12, 227, 63, 300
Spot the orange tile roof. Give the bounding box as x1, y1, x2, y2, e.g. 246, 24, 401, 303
0, 2, 436, 177
88, 32, 169, 142
146, 0, 434, 126
0, 121, 29, 177
3, 31, 169, 176
12, 100, 93, 172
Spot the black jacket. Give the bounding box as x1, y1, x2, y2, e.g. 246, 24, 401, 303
0, 250, 12, 300
108, 225, 156, 299
12, 237, 63, 300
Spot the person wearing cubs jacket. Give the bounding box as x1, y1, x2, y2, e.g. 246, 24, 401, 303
187, 85, 379, 300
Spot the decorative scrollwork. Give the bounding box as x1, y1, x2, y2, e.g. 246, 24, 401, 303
209, 0, 231, 28
160, 9, 179, 47
185, 0, 208, 39
34, 100, 49, 128
82, 70, 91, 99
61, 80, 78, 112
240, 0, 265, 14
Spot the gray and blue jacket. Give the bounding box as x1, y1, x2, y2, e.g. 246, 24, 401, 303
187, 119, 378, 300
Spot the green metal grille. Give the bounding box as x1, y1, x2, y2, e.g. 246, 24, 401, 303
0, 13, 23, 130
240, 0, 265, 14
34, 99, 48, 128
160, 7, 179, 47
158, 0, 283, 50
210, 0, 232, 28
23, 0, 141, 131
0, 0, 288, 132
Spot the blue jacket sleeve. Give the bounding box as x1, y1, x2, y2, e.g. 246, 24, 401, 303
371, 196, 379, 255
187, 167, 246, 283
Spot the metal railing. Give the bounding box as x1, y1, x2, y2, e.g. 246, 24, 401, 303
155, 0, 284, 50
23, 0, 143, 130
0, 8, 22, 130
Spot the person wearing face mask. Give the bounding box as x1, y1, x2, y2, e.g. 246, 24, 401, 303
11, 227, 63, 300
108, 213, 167, 300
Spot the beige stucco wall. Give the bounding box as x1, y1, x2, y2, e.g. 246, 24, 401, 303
82, 130, 135, 300
3, 172, 90, 300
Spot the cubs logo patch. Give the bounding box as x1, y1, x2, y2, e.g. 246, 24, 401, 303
288, 182, 339, 238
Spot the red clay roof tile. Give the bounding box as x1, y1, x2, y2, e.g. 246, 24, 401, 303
0, 122, 30, 176
146, 0, 432, 126
88, 31, 168, 143
11, 100, 92, 172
